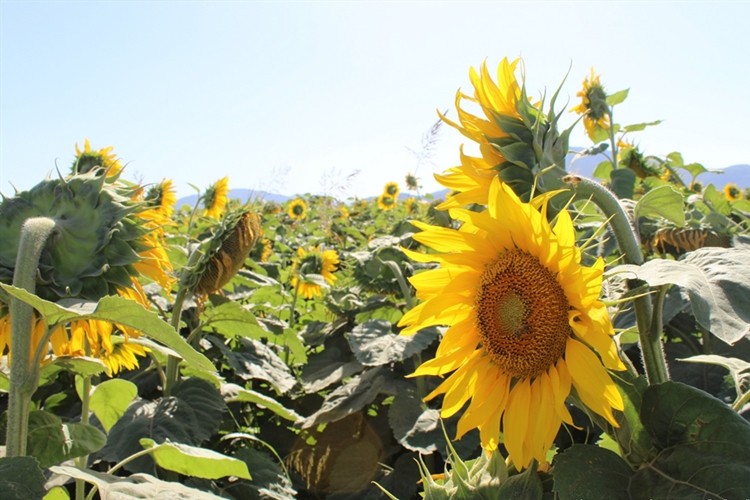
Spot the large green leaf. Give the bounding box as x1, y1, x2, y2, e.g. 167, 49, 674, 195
633, 185, 685, 226
49, 466, 224, 499
633, 381, 750, 498
302, 367, 406, 428
615, 246, 750, 344
552, 445, 632, 500
211, 337, 296, 393
27, 410, 107, 468
388, 389, 443, 454
139, 438, 251, 480
347, 320, 437, 366
201, 300, 269, 340
0, 285, 215, 372
497, 466, 543, 500
300, 344, 364, 393
101, 378, 225, 472
90, 378, 138, 433
0, 457, 47, 500
221, 383, 303, 423
606, 88, 630, 106
611, 372, 658, 466
38, 356, 107, 386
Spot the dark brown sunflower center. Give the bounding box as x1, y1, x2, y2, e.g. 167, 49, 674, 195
292, 204, 305, 215
475, 249, 570, 379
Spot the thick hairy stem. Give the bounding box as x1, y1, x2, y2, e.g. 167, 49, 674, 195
563, 176, 669, 384
7, 217, 57, 457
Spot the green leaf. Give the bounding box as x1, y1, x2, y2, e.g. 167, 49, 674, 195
140, 438, 251, 480
201, 300, 269, 340
347, 320, 437, 366
90, 378, 138, 433
552, 445, 632, 500
610, 168, 636, 199
300, 345, 364, 393
232, 448, 297, 499
611, 372, 659, 465
606, 88, 629, 106
592, 160, 613, 181
634, 185, 685, 226
38, 356, 107, 386
211, 337, 296, 393
633, 382, 750, 498
0, 457, 47, 500
681, 162, 708, 181
703, 183, 732, 215
48, 466, 225, 499
615, 246, 750, 344
101, 378, 225, 472
497, 465, 543, 499
43, 486, 70, 500
27, 410, 107, 468
302, 367, 406, 428
0, 286, 216, 373
679, 354, 750, 397
388, 389, 444, 454
621, 120, 662, 132
221, 383, 303, 423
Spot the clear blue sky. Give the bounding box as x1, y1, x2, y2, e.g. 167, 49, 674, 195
1, 1, 748, 200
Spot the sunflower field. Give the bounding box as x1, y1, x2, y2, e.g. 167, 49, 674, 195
1, 58, 750, 500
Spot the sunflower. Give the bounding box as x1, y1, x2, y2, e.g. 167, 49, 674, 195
291, 246, 339, 299
398, 178, 625, 470
288, 198, 308, 221
435, 58, 566, 209
144, 179, 177, 221
73, 139, 123, 177
724, 183, 742, 201
383, 181, 400, 199
572, 68, 611, 142
203, 177, 230, 219
338, 205, 350, 220
377, 193, 396, 211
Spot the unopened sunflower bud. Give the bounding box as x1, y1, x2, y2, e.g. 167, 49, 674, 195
193, 209, 262, 296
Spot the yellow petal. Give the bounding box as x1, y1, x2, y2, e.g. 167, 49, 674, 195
566, 339, 623, 426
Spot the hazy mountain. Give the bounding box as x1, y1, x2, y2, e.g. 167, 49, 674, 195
177, 189, 290, 209
178, 155, 748, 207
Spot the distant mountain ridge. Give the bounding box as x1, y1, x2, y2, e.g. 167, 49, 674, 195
177, 157, 749, 207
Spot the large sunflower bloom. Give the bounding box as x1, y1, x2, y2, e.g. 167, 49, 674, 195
398, 178, 625, 470
291, 246, 339, 299
203, 177, 230, 219
572, 68, 611, 142
287, 198, 308, 221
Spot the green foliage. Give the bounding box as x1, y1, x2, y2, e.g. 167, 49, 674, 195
27, 410, 107, 468
89, 379, 138, 432
0, 457, 47, 500
140, 438, 251, 480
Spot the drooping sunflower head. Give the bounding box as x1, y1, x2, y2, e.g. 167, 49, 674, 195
724, 183, 742, 201
572, 68, 611, 142
383, 181, 400, 198
399, 178, 625, 470
0, 170, 171, 301
73, 139, 123, 178
287, 198, 308, 221
617, 141, 660, 179
405, 173, 419, 191
203, 177, 230, 219
187, 208, 262, 297
291, 246, 339, 299
377, 193, 396, 211
436, 58, 569, 209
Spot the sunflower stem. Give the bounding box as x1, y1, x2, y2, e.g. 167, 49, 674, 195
7, 217, 57, 457
75, 374, 93, 500
562, 175, 669, 385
